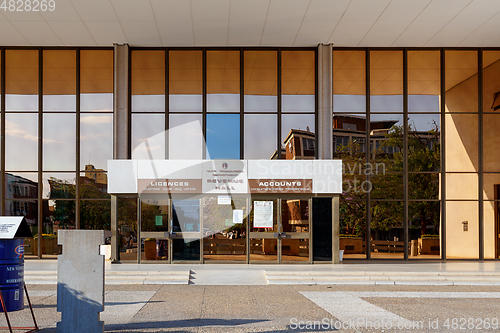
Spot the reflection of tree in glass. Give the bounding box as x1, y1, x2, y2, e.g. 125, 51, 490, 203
202, 197, 247, 237
141, 203, 165, 231
337, 121, 440, 237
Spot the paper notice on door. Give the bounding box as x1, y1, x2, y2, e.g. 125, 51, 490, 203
233, 209, 243, 225
253, 201, 273, 228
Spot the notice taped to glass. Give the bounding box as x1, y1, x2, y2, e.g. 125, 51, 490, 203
253, 201, 273, 228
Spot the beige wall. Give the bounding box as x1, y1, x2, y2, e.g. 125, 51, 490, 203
445, 58, 500, 259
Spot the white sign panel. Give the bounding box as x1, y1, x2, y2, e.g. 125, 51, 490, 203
0, 217, 24, 239
253, 201, 273, 228
202, 160, 248, 194
218, 196, 232, 205
233, 210, 243, 225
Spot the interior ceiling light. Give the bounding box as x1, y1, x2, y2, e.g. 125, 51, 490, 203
492, 92, 500, 111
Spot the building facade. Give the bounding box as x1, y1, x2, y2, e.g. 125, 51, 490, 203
1, 0, 500, 262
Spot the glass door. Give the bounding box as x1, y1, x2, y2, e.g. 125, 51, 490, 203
280, 198, 311, 263
202, 196, 248, 262
172, 198, 201, 262
249, 198, 279, 263
139, 197, 171, 263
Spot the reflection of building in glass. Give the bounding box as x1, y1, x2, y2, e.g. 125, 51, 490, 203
275, 115, 439, 160
5, 173, 38, 226
84, 164, 108, 185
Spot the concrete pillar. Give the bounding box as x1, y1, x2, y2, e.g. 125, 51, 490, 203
111, 43, 129, 262
57, 230, 104, 333
317, 43, 333, 160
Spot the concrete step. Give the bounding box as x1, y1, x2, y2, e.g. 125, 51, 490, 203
264, 270, 500, 285
25, 270, 191, 285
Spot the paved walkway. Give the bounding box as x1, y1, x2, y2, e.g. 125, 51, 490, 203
24, 260, 500, 285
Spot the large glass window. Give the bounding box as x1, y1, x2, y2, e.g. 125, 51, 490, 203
207, 50, 240, 112
281, 50, 315, 113
169, 50, 202, 112
244, 51, 277, 112
132, 50, 165, 113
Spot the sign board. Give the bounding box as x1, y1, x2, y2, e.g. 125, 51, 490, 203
138, 179, 202, 194
233, 209, 243, 224
155, 216, 163, 226
202, 160, 248, 194
248, 179, 312, 194
253, 201, 273, 228
110, 159, 342, 195
0, 217, 33, 239
218, 196, 231, 205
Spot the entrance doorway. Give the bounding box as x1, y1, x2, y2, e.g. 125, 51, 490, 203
138, 196, 202, 263
137, 196, 320, 263
249, 198, 311, 263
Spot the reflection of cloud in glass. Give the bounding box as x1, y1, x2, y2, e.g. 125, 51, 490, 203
80, 114, 112, 170
80, 115, 112, 125
5, 114, 38, 171
207, 94, 239, 112
5, 95, 38, 111
169, 95, 202, 112
43, 114, 76, 171
282, 114, 315, 140
282, 95, 314, 112
371, 95, 403, 112
409, 95, 439, 112
244, 95, 276, 112
132, 114, 165, 160
169, 115, 204, 159
43, 95, 76, 111
244, 114, 276, 159
132, 95, 165, 112
81, 94, 113, 112
333, 95, 365, 112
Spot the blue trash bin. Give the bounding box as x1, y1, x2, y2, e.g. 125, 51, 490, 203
0, 239, 24, 312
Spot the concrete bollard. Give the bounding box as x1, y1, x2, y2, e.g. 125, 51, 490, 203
57, 230, 105, 333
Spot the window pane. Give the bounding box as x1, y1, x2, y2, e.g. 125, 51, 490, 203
484, 174, 500, 201
409, 201, 441, 260
80, 114, 112, 171
445, 113, 478, 172
281, 114, 315, 152
371, 201, 404, 259
80, 172, 109, 199
281, 50, 314, 113
80, 200, 111, 230
206, 114, 240, 160
244, 114, 277, 159
483, 200, 500, 259
43, 113, 76, 171
43, 173, 76, 199
445, 50, 478, 113
48, 199, 76, 231
339, 200, 366, 259
131, 114, 165, 160
408, 114, 440, 172
202, 197, 247, 262
81, 50, 113, 112
43, 50, 76, 111
409, 174, 439, 199
408, 51, 440, 113
207, 50, 239, 112
169, 114, 203, 160
169, 50, 202, 112
5, 172, 38, 200
333, 50, 366, 113
370, 51, 403, 112
5, 113, 38, 171
244, 51, 277, 112
371, 173, 404, 199
6, 50, 38, 111
132, 50, 165, 112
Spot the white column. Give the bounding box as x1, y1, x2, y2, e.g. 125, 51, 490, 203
317, 43, 333, 160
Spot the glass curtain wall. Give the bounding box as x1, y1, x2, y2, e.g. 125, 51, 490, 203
1, 48, 113, 258
335, 47, 500, 260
